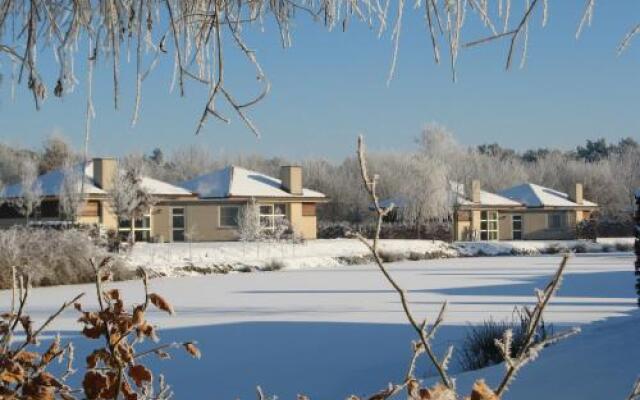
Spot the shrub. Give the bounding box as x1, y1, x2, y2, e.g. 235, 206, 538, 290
601, 244, 614, 253
262, 259, 286, 271
542, 243, 569, 254
378, 250, 406, 263
615, 242, 634, 252
457, 308, 553, 372
0, 227, 131, 288
408, 251, 426, 261
573, 243, 589, 253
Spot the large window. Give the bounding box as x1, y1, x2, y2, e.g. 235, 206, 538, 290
548, 213, 565, 229
172, 208, 185, 242
259, 203, 287, 230
119, 214, 151, 241
480, 211, 499, 240
219, 206, 240, 228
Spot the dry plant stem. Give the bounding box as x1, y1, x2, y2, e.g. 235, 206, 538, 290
494, 254, 570, 396
354, 135, 452, 389
12, 292, 85, 357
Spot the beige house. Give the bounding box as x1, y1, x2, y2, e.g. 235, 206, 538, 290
453, 180, 598, 241
0, 158, 327, 241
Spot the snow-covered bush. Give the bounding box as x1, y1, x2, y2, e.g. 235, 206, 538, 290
0, 227, 133, 288
237, 198, 262, 242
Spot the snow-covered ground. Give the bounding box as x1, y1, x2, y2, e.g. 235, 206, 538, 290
4, 253, 637, 399
125, 238, 635, 276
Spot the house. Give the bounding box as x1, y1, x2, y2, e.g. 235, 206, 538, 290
453, 180, 598, 241
0, 158, 327, 241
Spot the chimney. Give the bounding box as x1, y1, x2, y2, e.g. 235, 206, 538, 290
471, 180, 481, 203
280, 166, 303, 195
93, 158, 118, 191
569, 183, 584, 205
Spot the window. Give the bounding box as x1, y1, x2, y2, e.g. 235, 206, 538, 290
512, 215, 523, 240
220, 206, 240, 228
172, 208, 185, 242
118, 214, 151, 241
259, 203, 287, 230
480, 211, 499, 240
548, 213, 565, 229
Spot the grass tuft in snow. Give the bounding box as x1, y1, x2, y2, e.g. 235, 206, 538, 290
457, 308, 554, 372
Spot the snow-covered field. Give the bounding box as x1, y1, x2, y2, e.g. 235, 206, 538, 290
125, 238, 635, 276
4, 253, 637, 399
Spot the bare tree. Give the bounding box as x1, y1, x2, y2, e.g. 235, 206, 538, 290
11, 158, 42, 224
59, 157, 83, 222
109, 157, 154, 245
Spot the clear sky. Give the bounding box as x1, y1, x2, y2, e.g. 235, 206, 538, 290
0, 1, 639, 161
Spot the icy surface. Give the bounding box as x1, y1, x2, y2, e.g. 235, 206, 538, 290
4, 253, 636, 399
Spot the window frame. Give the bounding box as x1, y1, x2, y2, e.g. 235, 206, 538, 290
479, 210, 499, 241
258, 203, 287, 231
548, 213, 565, 230
512, 215, 523, 240
118, 212, 152, 241
219, 205, 241, 228
172, 207, 186, 242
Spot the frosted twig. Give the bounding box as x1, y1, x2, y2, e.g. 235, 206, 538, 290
354, 135, 453, 389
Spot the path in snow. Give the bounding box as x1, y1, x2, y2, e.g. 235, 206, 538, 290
1, 253, 636, 399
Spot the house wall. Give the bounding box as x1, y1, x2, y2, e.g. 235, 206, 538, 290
150, 200, 320, 242
455, 208, 590, 241
498, 214, 512, 240
519, 211, 575, 240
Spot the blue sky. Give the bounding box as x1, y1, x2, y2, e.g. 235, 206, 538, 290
0, 1, 639, 160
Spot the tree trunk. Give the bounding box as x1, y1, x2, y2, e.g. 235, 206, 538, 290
130, 217, 136, 245
635, 191, 639, 307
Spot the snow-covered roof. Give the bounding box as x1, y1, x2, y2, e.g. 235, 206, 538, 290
498, 183, 598, 208
451, 181, 522, 207
1, 160, 193, 199
2, 162, 105, 198
140, 177, 193, 196
179, 166, 326, 199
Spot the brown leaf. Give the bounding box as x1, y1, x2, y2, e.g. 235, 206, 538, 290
420, 384, 455, 400
82, 325, 103, 339
121, 379, 138, 400
0, 360, 24, 384
14, 351, 39, 366
82, 371, 108, 399
41, 336, 61, 365
149, 293, 174, 315
86, 348, 111, 369
128, 364, 152, 387
183, 342, 201, 359
105, 289, 120, 301
468, 380, 499, 400
132, 305, 145, 326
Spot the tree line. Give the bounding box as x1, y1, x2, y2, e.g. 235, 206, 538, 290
1, 127, 639, 228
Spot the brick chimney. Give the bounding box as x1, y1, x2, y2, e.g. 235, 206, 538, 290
471, 180, 481, 203
569, 183, 584, 205
280, 166, 303, 195
93, 158, 118, 191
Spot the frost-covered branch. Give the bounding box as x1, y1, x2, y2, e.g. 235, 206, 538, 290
354, 135, 454, 390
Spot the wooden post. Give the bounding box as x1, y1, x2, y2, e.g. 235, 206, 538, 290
635, 190, 640, 307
